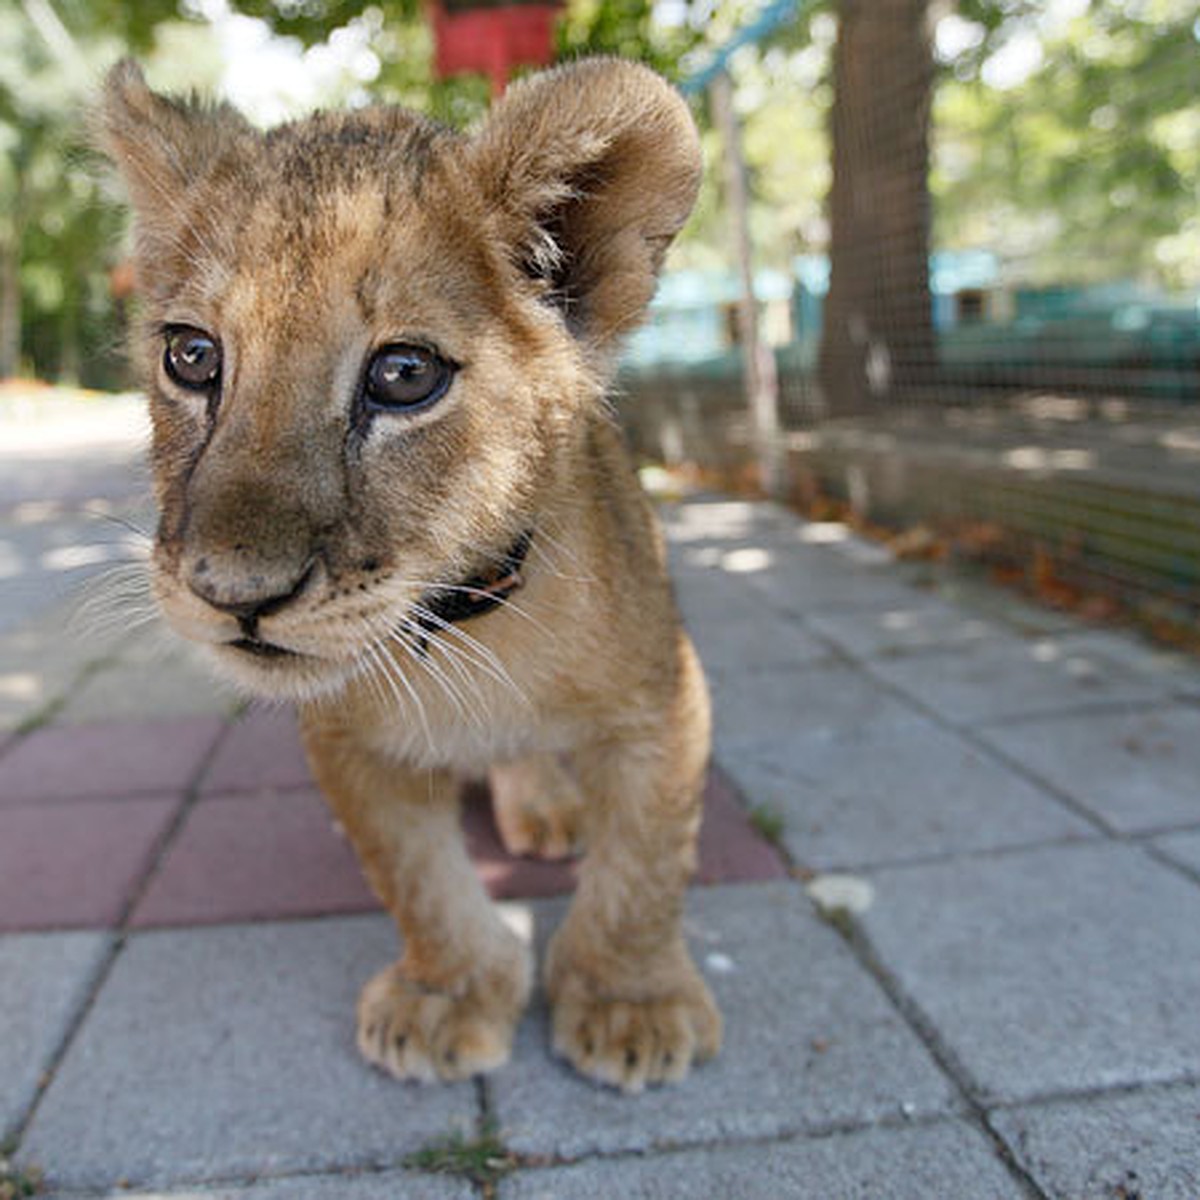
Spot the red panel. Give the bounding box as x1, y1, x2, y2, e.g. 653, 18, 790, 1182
431, 3, 562, 94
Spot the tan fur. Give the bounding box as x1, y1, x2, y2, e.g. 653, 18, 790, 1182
98, 57, 719, 1092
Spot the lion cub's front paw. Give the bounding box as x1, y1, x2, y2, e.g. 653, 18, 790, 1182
548, 959, 722, 1093
357, 959, 529, 1084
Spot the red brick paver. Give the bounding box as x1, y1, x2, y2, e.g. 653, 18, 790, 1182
3, 711, 787, 931
0, 796, 181, 931
0, 717, 225, 806
130, 787, 377, 928
199, 707, 312, 795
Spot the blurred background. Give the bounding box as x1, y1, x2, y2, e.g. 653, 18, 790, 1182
2, 0, 1198, 637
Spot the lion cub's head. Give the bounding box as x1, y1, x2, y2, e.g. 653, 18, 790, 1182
98, 59, 699, 701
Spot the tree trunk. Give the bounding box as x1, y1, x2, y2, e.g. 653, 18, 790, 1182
0, 240, 21, 380
818, 0, 937, 415
59, 274, 82, 386
0, 164, 28, 381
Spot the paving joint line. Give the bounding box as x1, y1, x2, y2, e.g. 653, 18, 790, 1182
785, 829, 1110, 880
1140, 839, 1200, 893
491, 1107, 1038, 1184
835, 633, 1200, 861
19, 1159, 472, 1199
963, 695, 1185, 731
16, 1109, 997, 1199
799, 632, 1130, 842
694, 566, 1066, 1196
717, 751, 1121, 879
6, 711, 242, 1152
827, 915, 1051, 1200
983, 1070, 1200, 1118
112, 714, 242, 933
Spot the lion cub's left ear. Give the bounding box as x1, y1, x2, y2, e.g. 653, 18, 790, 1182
470, 58, 701, 363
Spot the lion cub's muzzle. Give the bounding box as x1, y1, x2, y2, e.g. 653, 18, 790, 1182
176, 544, 319, 657
186, 549, 317, 656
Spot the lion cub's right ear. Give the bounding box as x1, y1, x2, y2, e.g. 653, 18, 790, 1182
469, 59, 702, 368
96, 59, 252, 229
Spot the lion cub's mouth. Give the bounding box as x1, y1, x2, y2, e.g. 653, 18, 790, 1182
227, 636, 299, 661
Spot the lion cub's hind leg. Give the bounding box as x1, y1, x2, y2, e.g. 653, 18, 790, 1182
490, 753, 588, 861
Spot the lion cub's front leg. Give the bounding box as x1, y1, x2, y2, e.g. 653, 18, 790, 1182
301, 717, 532, 1083
546, 641, 722, 1092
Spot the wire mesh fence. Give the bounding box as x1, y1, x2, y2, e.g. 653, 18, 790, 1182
621, 0, 1200, 635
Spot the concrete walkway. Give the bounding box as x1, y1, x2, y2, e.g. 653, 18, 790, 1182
3, 396, 1200, 1198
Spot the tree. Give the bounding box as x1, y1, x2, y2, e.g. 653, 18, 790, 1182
817, 0, 937, 415
933, 0, 1200, 290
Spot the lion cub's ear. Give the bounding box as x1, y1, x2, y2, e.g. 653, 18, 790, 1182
96, 59, 252, 226
470, 58, 701, 363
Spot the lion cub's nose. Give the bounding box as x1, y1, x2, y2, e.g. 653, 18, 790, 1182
186, 552, 315, 621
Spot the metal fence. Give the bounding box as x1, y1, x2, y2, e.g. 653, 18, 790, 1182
621, 1, 1200, 635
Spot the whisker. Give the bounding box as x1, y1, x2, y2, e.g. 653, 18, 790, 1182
388, 627, 485, 730
380, 574, 560, 642
68, 561, 157, 642
353, 620, 435, 754
406, 604, 530, 709
80, 506, 154, 542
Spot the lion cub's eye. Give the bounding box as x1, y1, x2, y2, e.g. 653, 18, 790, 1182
364, 344, 454, 412
163, 326, 222, 390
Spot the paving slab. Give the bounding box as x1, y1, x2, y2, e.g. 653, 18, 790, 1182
863, 638, 1165, 726
665, 509, 922, 618
713, 522, 929, 613
0, 600, 113, 733
978, 704, 1200, 833
490, 882, 958, 1159
500, 1120, 1025, 1200
990, 1083, 1200, 1200
672, 565, 833, 678
1153, 828, 1200, 881
747, 553, 925, 618
41, 1170, 475, 1200
660, 498, 803, 545
0, 931, 111, 1140
925, 573, 1088, 637
19, 916, 478, 1192
58, 643, 232, 724
129, 787, 378, 928
670, 538, 843, 594
805, 599, 1001, 660
0, 509, 147, 636
724, 717, 1094, 871
1039, 628, 1200, 689
710, 662, 919, 764
857, 842, 1200, 1104
0, 716, 225, 805
200, 706, 314, 795
0, 796, 180, 931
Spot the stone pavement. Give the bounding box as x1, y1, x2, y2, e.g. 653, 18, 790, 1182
3, 398, 1200, 1198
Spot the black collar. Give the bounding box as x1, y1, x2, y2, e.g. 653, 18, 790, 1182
416, 530, 533, 640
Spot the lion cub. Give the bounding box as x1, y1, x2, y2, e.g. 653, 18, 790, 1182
99, 57, 718, 1093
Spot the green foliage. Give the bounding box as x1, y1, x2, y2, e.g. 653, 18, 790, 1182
748, 802, 785, 845
2, 0, 1194, 388
933, 1, 1200, 288
236, 0, 422, 48
0, 1154, 43, 1200
0, 2, 130, 382
556, 0, 700, 79
403, 1124, 515, 1185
